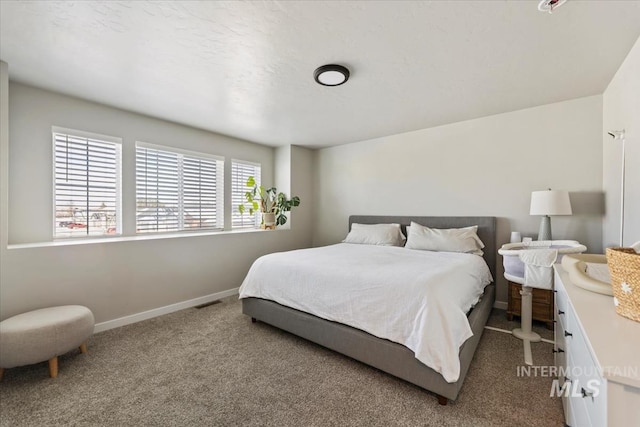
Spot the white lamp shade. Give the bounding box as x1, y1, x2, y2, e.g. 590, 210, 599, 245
530, 190, 572, 216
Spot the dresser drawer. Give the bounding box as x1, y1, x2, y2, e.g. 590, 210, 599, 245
564, 319, 606, 426
567, 353, 593, 427
555, 287, 569, 325
555, 304, 568, 335
568, 395, 592, 427
554, 317, 566, 364
554, 318, 569, 423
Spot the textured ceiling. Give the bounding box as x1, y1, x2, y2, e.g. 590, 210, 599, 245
1, 1, 639, 148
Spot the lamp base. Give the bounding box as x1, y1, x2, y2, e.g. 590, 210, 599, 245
538, 216, 551, 241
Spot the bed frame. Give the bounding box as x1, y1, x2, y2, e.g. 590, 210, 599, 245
242, 215, 496, 404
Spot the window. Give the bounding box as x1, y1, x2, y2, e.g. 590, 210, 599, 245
53, 128, 122, 239
136, 142, 224, 233
231, 160, 261, 228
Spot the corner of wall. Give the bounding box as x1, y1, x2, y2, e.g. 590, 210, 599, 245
1, 61, 10, 318
602, 35, 640, 249
1, 61, 9, 250
274, 145, 291, 196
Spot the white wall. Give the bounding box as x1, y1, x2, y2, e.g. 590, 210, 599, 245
603, 36, 640, 248
0, 62, 9, 305
8, 83, 277, 244
275, 145, 291, 197
1, 82, 313, 323
291, 145, 314, 242
273, 145, 314, 236
313, 96, 604, 304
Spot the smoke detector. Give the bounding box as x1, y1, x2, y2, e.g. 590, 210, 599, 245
538, 0, 567, 13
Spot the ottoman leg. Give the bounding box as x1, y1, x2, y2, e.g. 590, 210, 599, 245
48, 357, 58, 378
79, 343, 87, 353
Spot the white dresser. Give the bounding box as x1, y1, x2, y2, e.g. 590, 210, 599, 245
554, 265, 640, 427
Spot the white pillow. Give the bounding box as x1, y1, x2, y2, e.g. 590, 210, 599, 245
343, 223, 406, 247
406, 224, 484, 248
405, 222, 484, 255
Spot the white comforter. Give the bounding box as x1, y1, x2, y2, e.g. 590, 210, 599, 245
238, 243, 493, 383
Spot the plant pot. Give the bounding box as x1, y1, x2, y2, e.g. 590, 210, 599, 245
261, 212, 276, 230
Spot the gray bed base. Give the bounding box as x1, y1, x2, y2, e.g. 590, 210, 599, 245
242, 215, 497, 404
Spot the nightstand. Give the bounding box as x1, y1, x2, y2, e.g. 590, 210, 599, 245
506, 281, 554, 330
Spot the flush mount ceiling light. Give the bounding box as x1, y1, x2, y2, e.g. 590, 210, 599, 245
314, 64, 350, 86
538, 0, 567, 13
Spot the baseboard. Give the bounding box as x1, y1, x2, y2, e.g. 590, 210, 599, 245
493, 300, 508, 310
94, 288, 239, 333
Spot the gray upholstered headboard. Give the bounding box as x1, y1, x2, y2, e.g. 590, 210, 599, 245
349, 215, 497, 282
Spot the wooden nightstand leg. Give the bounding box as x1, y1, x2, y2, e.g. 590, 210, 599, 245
48, 357, 58, 378
507, 313, 514, 321
546, 321, 554, 330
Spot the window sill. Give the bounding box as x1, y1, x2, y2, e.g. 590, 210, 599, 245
7, 227, 289, 250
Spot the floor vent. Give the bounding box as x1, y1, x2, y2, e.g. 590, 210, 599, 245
195, 300, 221, 309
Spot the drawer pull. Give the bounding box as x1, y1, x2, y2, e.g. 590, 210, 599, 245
552, 348, 565, 353
564, 331, 573, 337
581, 387, 594, 399
558, 309, 565, 315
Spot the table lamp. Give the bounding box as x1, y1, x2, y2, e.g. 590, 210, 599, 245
530, 189, 572, 241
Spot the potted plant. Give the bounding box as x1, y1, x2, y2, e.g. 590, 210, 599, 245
238, 176, 300, 229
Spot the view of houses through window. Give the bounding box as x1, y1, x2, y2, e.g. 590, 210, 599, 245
53, 128, 263, 239
136, 142, 224, 233
53, 129, 122, 238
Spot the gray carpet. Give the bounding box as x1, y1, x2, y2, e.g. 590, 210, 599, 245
0, 297, 563, 426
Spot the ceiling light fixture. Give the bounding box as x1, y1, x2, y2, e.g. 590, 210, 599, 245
314, 64, 350, 87
538, 0, 567, 13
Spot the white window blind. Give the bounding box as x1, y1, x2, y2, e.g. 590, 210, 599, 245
53, 129, 122, 239
231, 160, 261, 228
136, 143, 224, 233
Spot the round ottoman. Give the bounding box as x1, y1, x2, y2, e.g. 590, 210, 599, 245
0, 305, 94, 380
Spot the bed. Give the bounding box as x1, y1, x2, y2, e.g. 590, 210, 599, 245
240, 215, 496, 404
